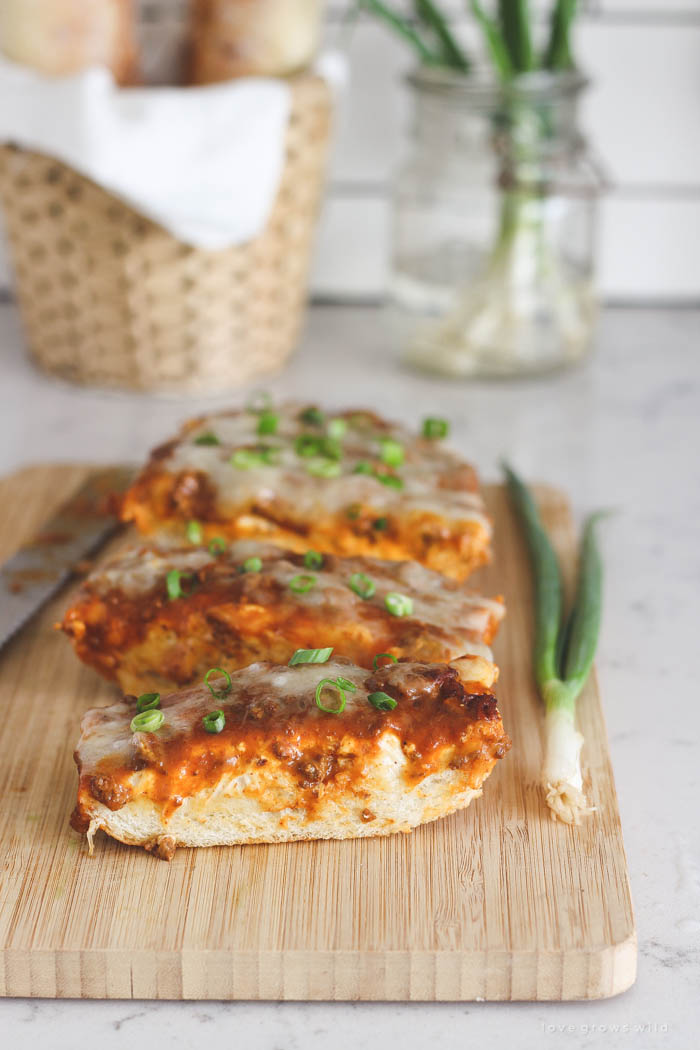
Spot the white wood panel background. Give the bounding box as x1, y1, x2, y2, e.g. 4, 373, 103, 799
1, 1, 698, 301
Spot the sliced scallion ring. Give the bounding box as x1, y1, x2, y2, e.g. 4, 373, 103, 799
367, 691, 397, 712
289, 573, 316, 594
288, 647, 333, 666
348, 572, 375, 600
167, 569, 196, 600
306, 458, 342, 478
130, 709, 165, 733
385, 592, 413, 617
320, 436, 342, 461
208, 536, 227, 557
194, 431, 219, 446
205, 666, 232, 699
379, 438, 404, 467
295, 434, 322, 458
257, 410, 278, 436
202, 709, 226, 734
373, 517, 389, 531
315, 678, 347, 715
334, 675, 357, 692
186, 520, 202, 545
422, 417, 449, 440
231, 448, 265, 470
304, 550, 324, 570
299, 406, 325, 427
373, 652, 398, 670
327, 418, 347, 439
375, 472, 404, 490
353, 461, 373, 476
136, 692, 161, 713
241, 556, 262, 573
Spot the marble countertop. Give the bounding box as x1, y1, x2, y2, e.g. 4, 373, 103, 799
1, 302, 698, 1049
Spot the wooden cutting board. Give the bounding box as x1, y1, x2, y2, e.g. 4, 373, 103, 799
0, 464, 636, 1001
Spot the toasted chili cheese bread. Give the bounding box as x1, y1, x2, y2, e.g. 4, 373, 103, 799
61, 540, 505, 694
120, 404, 491, 581
71, 658, 510, 858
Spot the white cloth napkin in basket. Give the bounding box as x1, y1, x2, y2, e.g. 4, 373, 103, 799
0, 53, 344, 249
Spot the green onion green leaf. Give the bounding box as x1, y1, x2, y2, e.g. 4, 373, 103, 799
422, 417, 449, 439
353, 460, 373, 475
289, 647, 334, 666
373, 517, 389, 531
373, 652, 398, 670
130, 709, 164, 733
136, 692, 161, 713
289, 573, 316, 594
194, 431, 220, 446
385, 592, 413, 617
299, 406, 325, 427
380, 437, 404, 467
304, 550, 324, 570
242, 556, 263, 573
335, 676, 358, 692
205, 666, 233, 699
348, 572, 376, 600
367, 691, 398, 712
257, 410, 279, 436
327, 417, 347, 440
166, 569, 195, 601
375, 472, 404, 490
202, 709, 226, 734
315, 678, 347, 715
186, 520, 203, 545
208, 536, 227, 557
306, 458, 342, 478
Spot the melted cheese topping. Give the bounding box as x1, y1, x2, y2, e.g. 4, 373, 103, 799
74, 659, 510, 819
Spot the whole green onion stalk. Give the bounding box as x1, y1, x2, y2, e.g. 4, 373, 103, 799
358, 0, 583, 365
504, 464, 605, 825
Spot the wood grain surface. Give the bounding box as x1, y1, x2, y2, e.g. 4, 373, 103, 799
0, 464, 636, 1001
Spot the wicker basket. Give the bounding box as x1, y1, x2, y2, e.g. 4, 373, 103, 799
0, 75, 331, 393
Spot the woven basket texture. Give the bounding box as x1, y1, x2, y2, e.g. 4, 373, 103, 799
0, 75, 331, 392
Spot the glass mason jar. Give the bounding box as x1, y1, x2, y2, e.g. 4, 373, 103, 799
388, 67, 604, 377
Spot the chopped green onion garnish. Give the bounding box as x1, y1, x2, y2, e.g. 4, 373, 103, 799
304, 550, 324, 570
367, 691, 397, 712
353, 461, 373, 475
306, 458, 342, 478
315, 678, 347, 715
373, 653, 397, 670
327, 417, 347, 439
186, 520, 202, 545
375, 472, 404, 490
335, 676, 358, 692
289, 647, 334, 666
295, 434, 322, 457
205, 667, 232, 699
257, 410, 279, 436
422, 417, 449, 440
194, 431, 220, 446
346, 503, 362, 520
348, 572, 376, 600
300, 406, 325, 427
202, 709, 226, 734
231, 447, 277, 469
136, 692, 161, 713
246, 391, 272, 414
380, 438, 404, 467
320, 436, 342, 461
385, 592, 413, 617
167, 569, 195, 600
242, 556, 263, 573
208, 536, 227, 557
373, 517, 388, 531
130, 709, 165, 733
289, 573, 316, 594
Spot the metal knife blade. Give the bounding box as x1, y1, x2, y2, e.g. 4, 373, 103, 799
0, 466, 134, 650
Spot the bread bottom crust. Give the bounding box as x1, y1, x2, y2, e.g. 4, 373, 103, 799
79, 770, 484, 860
